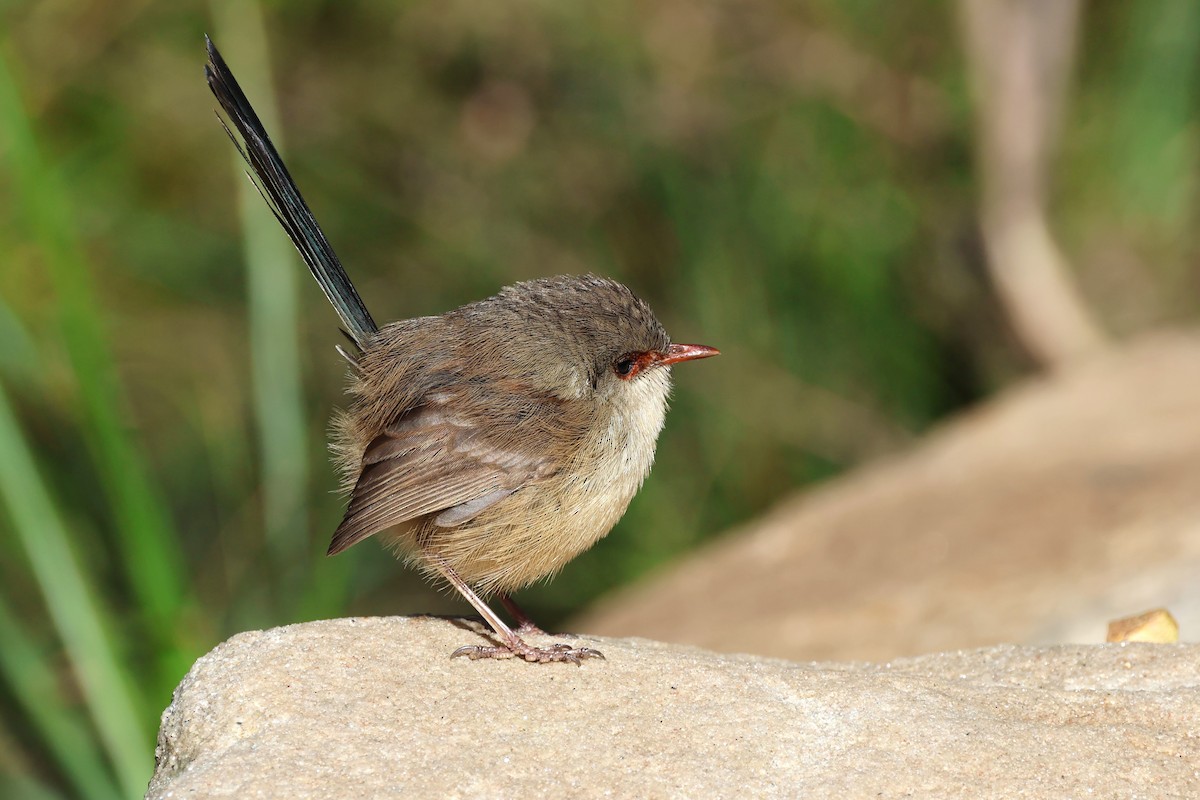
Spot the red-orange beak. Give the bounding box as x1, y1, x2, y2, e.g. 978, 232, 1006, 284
657, 343, 720, 366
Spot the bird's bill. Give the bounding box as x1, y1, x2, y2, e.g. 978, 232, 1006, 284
658, 343, 720, 365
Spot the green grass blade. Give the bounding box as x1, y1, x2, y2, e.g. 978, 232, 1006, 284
0, 774, 67, 800
1107, 1, 1200, 229
0, 40, 192, 670
0, 385, 150, 797
0, 294, 39, 385
0, 595, 122, 800
210, 1, 312, 586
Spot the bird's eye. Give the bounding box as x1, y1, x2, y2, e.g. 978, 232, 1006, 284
613, 356, 637, 379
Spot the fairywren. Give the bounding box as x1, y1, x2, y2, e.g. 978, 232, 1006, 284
205, 37, 718, 663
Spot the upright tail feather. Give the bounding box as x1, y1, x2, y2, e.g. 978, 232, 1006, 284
204, 35, 378, 346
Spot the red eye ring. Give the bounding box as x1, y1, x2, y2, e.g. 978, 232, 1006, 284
613, 356, 638, 378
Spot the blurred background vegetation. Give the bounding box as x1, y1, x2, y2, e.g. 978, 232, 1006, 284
1, 0, 1198, 796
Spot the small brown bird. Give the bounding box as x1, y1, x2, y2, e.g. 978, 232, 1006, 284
205, 37, 718, 663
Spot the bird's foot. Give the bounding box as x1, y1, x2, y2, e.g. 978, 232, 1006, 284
451, 640, 604, 664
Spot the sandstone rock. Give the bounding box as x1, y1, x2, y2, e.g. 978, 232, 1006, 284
578, 332, 1200, 661
147, 617, 1199, 799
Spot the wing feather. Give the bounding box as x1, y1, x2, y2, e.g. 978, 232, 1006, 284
326, 403, 552, 555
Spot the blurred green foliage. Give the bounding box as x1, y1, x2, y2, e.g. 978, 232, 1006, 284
0, 1, 1196, 796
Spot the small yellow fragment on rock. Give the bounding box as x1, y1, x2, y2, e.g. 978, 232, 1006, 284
1106, 608, 1179, 643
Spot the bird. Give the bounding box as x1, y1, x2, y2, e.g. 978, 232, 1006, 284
204, 36, 718, 663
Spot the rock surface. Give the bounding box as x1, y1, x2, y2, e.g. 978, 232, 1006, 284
578, 331, 1200, 661
148, 617, 1199, 799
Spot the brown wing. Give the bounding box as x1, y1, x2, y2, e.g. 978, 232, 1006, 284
326, 401, 555, 556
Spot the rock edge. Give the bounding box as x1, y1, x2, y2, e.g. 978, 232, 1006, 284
147, 617, 1199, 799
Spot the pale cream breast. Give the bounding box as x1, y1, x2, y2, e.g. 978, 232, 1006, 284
413, 368, 673, 594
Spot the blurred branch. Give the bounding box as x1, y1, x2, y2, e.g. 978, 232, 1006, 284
959, 0, 1107, 368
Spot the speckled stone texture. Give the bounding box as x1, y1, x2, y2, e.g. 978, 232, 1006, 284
147, 617, 1199, 799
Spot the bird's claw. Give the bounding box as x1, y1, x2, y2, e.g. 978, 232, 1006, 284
451, 642, 605, 664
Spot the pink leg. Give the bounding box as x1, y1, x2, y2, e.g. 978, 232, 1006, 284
499, 594, 548, 635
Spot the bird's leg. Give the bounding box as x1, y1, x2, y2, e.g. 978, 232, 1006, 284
498, 594, 548, 635
427, 553, 603, 664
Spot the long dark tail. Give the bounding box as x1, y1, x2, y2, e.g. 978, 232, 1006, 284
204, 35, 378, 346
